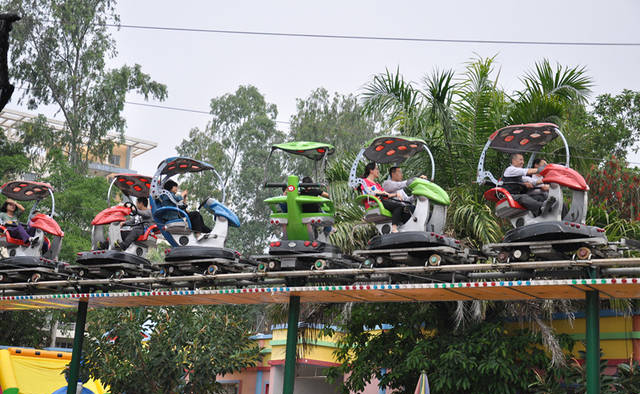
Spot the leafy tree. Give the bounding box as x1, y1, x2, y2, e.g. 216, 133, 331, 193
326, 302, 571, 394
42, 152, 110, 262
177, 85, 285, 255
0, 310, 49, 347
0, 129, 29, 181
583, 89, 640, 159
585, 156, 640, 222
84, 305, 261, 394
4, 0, 167, 169
290, 87, 378, 155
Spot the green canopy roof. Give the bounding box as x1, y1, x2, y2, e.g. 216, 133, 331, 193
363, 136, 427, 164
272, 141, 335, 160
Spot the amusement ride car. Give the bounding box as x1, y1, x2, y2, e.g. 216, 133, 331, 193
348, 135, 476, 266
73, 174, 159, 279
150, 157, 249, 275
254, 141, 358, 271
0, 181, 69, 282
477, 123, 638, 262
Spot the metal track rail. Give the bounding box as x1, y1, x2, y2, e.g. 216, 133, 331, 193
1, 257, 640, 292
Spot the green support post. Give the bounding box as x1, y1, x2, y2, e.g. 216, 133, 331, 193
67, 300, 88, 394
283, 295, 300, 394
585, 266, 600, 394
586, 290, 600, 394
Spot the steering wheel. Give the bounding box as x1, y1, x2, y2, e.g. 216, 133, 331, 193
198, 197, 211, 211
124, 201, 138, 216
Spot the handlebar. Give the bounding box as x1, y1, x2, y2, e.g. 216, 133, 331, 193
299, 183, 324, 188
264, 183, 288, 189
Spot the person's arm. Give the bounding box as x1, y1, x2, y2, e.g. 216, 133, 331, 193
13, 202, 25, 212
503, 166, 529, 178
382, 180, 407, 193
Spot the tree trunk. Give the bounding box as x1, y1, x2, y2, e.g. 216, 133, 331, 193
49, 317, 58, 347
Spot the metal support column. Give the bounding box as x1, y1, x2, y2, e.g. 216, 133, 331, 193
585, 266, 600, 394
283, 295, 300, 394
67, 300, 88, 394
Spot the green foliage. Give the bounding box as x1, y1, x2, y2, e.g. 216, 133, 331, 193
0, 310, 49, 347
0, 129, 29, 181
614, 360, 640, 393
529, 352, 618, 394
448, 185, 502, 246
84, 305, 261, 394
586, 90, 640, 158
177, 85, 285, 255
43, 153, 110, 262
290, 87, 379, 155
5, 0, 167, 169
585, 156, 640, 222
327, 302, 561, 394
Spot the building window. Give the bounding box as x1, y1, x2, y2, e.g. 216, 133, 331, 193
220, 383, 239, 394
108, 154, 121, 166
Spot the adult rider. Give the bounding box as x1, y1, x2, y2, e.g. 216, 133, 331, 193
503, 153, 556, 216
382, 166, 428, 202
361, 162, 412, 233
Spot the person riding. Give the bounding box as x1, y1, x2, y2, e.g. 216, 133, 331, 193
300, 176, 332, 236
522, 158, 550, 200
361, 162, 411, 233
299, 176, 329, 213
0, 198, 38, 245
115, 197, 153, 251
503, 153, 556, 216
382, 166, 428, 202
159, 180, 211, 235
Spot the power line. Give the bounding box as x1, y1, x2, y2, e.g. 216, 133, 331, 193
107, 23, 640, 47
125, 101, 291, 124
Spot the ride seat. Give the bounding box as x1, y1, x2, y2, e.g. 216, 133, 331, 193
152, 204, 193, 234
0, 225, 28, 247
483, 187, 528, 218
134, 225, 160, 247
208, 201, 241, 227
355, 194, 393, 224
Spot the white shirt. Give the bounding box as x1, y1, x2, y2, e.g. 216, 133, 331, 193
503, 165, 528, 178
382, 179, 410, 201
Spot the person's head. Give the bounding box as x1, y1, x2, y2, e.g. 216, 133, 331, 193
1, 199, 17, 214
533, 158, 547, 168
389, 166, 403, 181
510, 153, 524, 168
362, 162, 379, 179
136, 196, 148, 209
163, 180, 178, 193
302, 176, 313, 184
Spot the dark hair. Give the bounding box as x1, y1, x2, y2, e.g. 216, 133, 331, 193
164, 180, 178, 191
362, 162, 377, 178
388, 166, 400, 177
137, 196, 149, 207
302, 176, 313, 184
533, 158, 546, 167
0, 202, 8, 213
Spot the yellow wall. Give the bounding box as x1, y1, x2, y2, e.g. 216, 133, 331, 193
0, 348, 107, 394
269, 328, 342, 364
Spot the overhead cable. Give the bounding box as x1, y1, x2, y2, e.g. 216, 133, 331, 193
107, 23, 640, 47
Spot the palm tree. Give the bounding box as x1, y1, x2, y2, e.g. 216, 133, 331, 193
509, 59, 593, 125
421, 68, 459, 183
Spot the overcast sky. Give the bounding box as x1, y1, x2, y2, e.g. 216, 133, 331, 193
9, 0, 640, 176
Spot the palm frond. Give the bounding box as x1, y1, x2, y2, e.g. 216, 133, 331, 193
448, 186, 503, 247
520, 59, 593, 104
